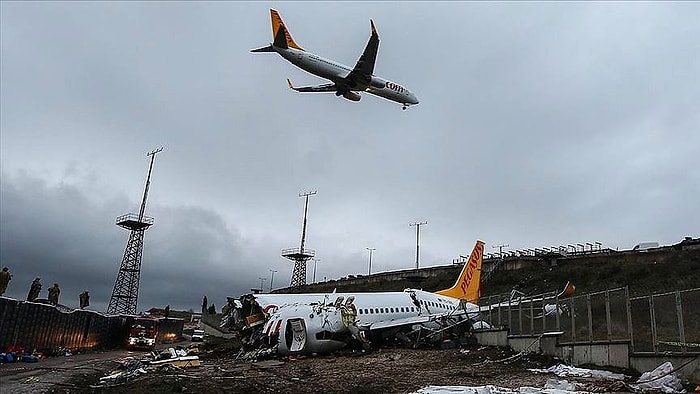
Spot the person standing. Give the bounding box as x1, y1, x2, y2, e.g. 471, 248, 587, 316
48, 283, 61, 305
0, 267, 11, 295
27, 277, 42, 301
79, 290, 90, 309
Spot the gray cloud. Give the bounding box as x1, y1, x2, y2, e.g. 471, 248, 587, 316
2, 2, 698, 311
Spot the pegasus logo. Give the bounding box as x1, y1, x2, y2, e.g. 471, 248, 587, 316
459, 244, 482, 295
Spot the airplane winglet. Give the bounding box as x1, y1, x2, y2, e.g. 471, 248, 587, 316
370, 19, 378, 37
286, 78, 296, 91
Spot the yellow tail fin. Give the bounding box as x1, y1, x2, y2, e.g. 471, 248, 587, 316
270, 9, 304, 51
435, 240, 485, 302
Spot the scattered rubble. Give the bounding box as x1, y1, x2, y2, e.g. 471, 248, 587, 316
631, 361, 685, 394
93, 345, 201, 388
4, 341, 694, 393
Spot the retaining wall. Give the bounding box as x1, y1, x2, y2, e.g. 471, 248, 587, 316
0, 297, 129, 353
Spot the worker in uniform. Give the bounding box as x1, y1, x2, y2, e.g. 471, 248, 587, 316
341, 296, 369, 349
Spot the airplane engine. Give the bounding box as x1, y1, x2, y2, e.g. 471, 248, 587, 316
370, 76, 386, 89
342, 91, 362, 102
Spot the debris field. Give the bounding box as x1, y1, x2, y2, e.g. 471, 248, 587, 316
40, 344, 639, 393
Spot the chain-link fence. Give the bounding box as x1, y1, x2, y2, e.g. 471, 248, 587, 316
630, 288, 700, 353
479, 287, 700, 355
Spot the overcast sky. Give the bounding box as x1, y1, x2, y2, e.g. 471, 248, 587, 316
1, 2, 698, 313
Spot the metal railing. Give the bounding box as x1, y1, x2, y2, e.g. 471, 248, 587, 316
479, 287, 700, 355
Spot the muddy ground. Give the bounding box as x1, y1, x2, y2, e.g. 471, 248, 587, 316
0, 343, 639, 394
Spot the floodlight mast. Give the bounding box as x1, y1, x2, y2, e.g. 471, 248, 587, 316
106, 147, 163, 315
281, 190, 317, 287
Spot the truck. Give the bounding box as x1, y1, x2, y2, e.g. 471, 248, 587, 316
191, 328, 205, 342
127, 317, 159, 350
633, 242, 659, 252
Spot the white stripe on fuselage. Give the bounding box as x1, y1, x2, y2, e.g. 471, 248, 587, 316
274, 46, 418, 105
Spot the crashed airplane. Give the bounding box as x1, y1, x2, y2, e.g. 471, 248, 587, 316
224, 240, 487, 356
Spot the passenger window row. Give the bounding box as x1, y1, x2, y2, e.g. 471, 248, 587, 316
357, 301, 456, 315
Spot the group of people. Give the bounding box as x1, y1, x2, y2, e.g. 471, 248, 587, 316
0, 267, 89, 309
26, 277, 61, 305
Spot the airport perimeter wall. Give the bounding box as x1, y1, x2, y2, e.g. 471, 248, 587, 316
0, 297, 130, 354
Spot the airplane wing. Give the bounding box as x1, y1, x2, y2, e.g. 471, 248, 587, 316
361, 307, 479, 331
287, 79, 337, 93
345, 20, 379, 89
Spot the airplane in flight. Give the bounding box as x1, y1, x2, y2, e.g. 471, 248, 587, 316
251, 9, 419, 110
228, 240, 485, 355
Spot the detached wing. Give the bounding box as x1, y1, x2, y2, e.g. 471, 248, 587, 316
360, 315, 431, 331
361, 309, 476, 331
344, 20, 379, 90
287, 79, 337, 93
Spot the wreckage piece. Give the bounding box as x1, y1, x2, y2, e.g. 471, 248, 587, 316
150, 355, 201, 368
261, 302, 350, 355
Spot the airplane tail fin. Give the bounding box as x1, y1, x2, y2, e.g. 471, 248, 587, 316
435, 240, 485, 303
270, 9, 304, 51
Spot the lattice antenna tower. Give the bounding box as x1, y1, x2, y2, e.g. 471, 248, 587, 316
106, 147, 163, 315
281, 190, 317, 287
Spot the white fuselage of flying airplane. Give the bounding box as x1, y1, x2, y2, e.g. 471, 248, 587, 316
252, 9, 418, 109
275, 46, 419, 106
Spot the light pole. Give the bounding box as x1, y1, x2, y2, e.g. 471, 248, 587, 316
259, 277, 267, 293
312, 258, 320, 283
366, 247, 376, 275
269, 270, 277, 292
409, 221, 427, 269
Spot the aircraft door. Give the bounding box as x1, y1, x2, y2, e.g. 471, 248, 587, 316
285, 318, 307, 353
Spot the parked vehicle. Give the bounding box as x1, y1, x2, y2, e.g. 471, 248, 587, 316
192, 329, 205, 342
127, 317, 159, 350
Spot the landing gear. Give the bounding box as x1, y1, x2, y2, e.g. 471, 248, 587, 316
402, 105, 407, 111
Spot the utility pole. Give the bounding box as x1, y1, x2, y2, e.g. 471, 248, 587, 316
366, 247, 376, 275
493, 243, 509, 259
312, 258, 320, 283
409, 221, 427, 269
269, 270, 277, 292
259, 277, 267, 293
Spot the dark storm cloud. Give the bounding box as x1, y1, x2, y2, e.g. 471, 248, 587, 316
0, 173, 263, 311
2, 2, 698, 310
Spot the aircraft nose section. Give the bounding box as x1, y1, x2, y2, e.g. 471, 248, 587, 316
409, 93, 419, 105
